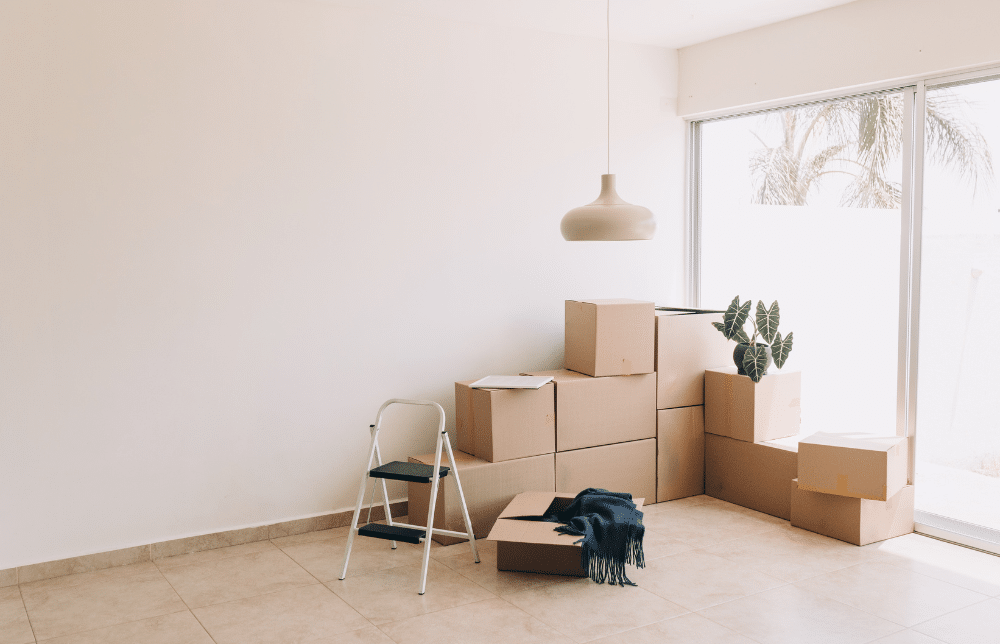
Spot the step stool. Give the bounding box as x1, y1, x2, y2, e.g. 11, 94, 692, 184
339, 398, 479, 594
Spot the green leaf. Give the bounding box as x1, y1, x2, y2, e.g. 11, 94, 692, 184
721, 296, 751, 341
756, 300, 780, 344
734, 328, 751, 344
742, 344, 770, 383
772, 331, 793, 369
712, 321, 726, 336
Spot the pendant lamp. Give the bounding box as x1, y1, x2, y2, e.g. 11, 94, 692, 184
561, 0, 655, 241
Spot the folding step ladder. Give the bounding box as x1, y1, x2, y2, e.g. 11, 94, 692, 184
339, 399, 479, 595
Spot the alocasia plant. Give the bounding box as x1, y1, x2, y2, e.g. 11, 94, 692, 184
712, 296, 794, 383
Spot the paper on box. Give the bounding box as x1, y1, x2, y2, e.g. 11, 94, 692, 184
797, 432, 907, 501
565, 299, 655, 377
705, 367, 800, 443
470, 383, 555, 462
657, 406, 704, 502
790, 479, 914, 545
655, 309, 732, 409
555, 438, 656, 502
705, 433, 799, 520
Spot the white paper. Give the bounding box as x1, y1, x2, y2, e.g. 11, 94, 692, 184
469, 375, 554, 390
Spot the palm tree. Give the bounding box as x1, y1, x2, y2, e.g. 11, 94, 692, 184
750, 93, 993, 208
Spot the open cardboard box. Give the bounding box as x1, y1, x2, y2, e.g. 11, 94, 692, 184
487, 491, 644, 577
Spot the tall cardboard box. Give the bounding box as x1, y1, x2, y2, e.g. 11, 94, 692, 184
657, 406, 705, 502
454, 380, 476, 455
407, 450, 555, 545
790, 479, 914, 545
655, 309, 732, 409
797, 432, 907, 501
523, 369, 655, 451
555, 438, 656, 502
705, 433, 799, 520
705, 367, 801, 443
470, 383, 555, 462
565, 299, 655, 377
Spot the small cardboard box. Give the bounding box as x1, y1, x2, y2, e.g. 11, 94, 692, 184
407, 450, 555, 545
555, 438, 656, 502
797, 432, 907, 501
523, 369, 655, 451
565, 299, 655, 377
657, 405, 705, 502
705, 367, 801, 443
790, 479, 914, 546
469, 383, 555, 462
488, 491, 644, 577
705, 433, 799, 520
454, 380, 476, 455
655, 309, 732, 409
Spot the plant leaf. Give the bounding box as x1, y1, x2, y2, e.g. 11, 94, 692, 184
712, 321, 726, 336
772, 331, 793, 369
742, 344, 770, 383
721, 296, 751, 341
734, 328, 751, 344
756, 300, 780, 344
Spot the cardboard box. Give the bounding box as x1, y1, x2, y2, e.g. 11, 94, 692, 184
407, 450, 555, 545
797, 432, 907, 501
469, 383, 555, 462
488, 491, 644, 577
790, 479, 914, 546
454, 380, 476, 455
523, 369, 655, 451
565, 299, 655, 377
705, 367, 801, 443
657, 406, 705, 502
705, 433, 798, 520
655, 309, 732, 409
555, 438, 656, 502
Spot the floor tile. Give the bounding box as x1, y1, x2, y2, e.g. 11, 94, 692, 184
912, 597, 1000, 643
19, 563, 185, 641
158, 549, 316, 608
639, 528, 695, 560
441, 541, 570, 596
867, 534, 1000, 596
193, 583, 369, 644
644, 495, 716, 512
153, 540, 277, 570
588, 611, 756, 644
326, 625, 396, 643
325, 560, 495, 625
0, 587, 34, 644
17, 546, 150, 585
641, 500, 785, 548
377, 597, 574, 644
697, 584, 904, 644
795, 561, 988, 627
870, 630, 948, 643
39, 610, 212, 644
504, 576, 688, 643
631, 549, 786, 611
279, 534, 426, 582
269, 526, 352, 548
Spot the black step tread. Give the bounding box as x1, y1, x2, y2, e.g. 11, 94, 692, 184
369, 461, 449, 483
358, 523, 425, 544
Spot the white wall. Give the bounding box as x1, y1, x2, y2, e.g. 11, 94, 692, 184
0, 0, 683, 569
678, 0, 1000, 116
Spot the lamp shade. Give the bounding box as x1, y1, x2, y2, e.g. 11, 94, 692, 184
560, 174, 656, 241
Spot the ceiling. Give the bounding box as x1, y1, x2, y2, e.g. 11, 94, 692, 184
328, 0, 860, 48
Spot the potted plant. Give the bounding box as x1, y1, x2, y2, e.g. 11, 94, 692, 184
712, 296, 794, 383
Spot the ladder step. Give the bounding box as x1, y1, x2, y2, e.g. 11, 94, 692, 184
358, 523, 425, 544
369, 461, 450, 483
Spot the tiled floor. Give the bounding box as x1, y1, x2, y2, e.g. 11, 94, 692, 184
3, 495, 1000, 644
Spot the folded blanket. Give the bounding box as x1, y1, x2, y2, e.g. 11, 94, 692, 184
544, 487, 645, 586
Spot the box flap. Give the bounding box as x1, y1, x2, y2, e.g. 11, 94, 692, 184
487, 492, 644, 546
799, 432, 905, 453
571, 298, 654, 306
409, 450, 487, 469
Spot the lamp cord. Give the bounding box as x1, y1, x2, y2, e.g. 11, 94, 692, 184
607, 0, 610, 175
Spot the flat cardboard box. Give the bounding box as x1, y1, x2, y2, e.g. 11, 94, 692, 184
470, 383, 555, 462
454, 380, 476, 455
555, 438, 656, 502
565, 299, 655, 377
657, 406, 705, 502
488, 491, 644, 577
705, 433, 799, 520
797, 432, 907, 501
705, 367, 801, 443
790, 479, 914, 546
655, 309, 732, 409
523, 369, 655, 451
407, 450, 555, 545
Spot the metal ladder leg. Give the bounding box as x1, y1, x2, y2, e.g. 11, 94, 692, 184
444, 436, 479, 565
418, 429, 445, 595
372, 438, 397, 549
339, 425, 379, 581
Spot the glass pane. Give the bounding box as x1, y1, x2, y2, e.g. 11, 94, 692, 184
700, 94, 903, 435
916, 78, 1000, 535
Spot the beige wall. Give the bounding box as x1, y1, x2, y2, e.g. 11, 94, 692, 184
679, 0, 1000, 116
0, 0, 683, 568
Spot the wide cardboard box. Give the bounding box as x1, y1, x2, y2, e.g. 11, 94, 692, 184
565, 299, 655, 377
705, 367, 801, 443
454, 380, 476, 455
655, 309, 732, 409
657, 406, 705, 502
469, 383, 555, 462
488, 491, 644, 576
523, 369, 655, 451
798, 432, 907, 501
555, 438, 656, 502
407, 450, 555, 545
790, 479, 914, 546
705, 433, 799, 520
